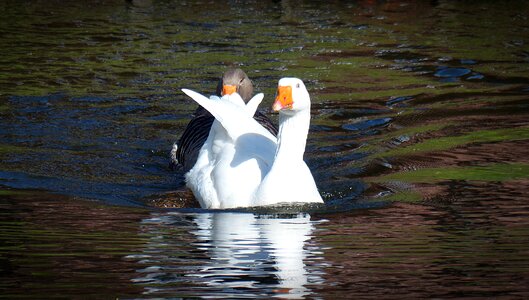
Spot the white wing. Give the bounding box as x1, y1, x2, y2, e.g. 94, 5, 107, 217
182, 89, 275, 143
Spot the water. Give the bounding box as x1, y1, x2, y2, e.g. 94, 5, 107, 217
1, 0, 529, 298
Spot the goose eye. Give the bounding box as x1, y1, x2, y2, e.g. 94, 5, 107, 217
239, 78, 245, 84
296, 83, 300, 88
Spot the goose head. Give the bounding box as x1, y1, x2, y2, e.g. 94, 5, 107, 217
272, 77, 311, 114
216, 68, 254, 102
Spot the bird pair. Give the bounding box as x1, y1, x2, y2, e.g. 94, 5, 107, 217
173, 69, 323, 209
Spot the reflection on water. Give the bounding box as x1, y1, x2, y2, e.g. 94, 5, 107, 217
1, 190, 529, 298
0, 191, 148, 298
130, 212, 322, 298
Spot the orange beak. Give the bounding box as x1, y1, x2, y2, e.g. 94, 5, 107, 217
222, 84, 237, 96
272, 85, 293, 111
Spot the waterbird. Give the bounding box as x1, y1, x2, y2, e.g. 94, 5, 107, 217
181, 78, 323, 209
171, 68, 277, 172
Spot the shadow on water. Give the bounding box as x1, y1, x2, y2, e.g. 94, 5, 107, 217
1, 0, 529, 298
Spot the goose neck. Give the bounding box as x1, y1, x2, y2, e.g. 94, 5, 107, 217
274, 109, 310, 163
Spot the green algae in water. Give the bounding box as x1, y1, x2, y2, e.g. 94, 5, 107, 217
373, 126, 529, 159
370, 163, 529, 184
378, 191, 424, 203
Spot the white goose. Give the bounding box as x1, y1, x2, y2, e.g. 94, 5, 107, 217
182, 78, 323, 209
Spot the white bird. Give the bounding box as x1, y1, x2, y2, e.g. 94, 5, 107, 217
182, 78, 323, 209
171, 69, 277, 172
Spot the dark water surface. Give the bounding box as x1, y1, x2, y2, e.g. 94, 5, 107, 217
1, 0, 529, 298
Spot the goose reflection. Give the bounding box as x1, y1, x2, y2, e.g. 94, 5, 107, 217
192, 212, 317, 298
130, 212, 321, 298
194, 213, 313, 297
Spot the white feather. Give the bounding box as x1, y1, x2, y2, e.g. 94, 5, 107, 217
181, 79, 323, 209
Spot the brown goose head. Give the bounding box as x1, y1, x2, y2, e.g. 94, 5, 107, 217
215, 68, 254, 102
